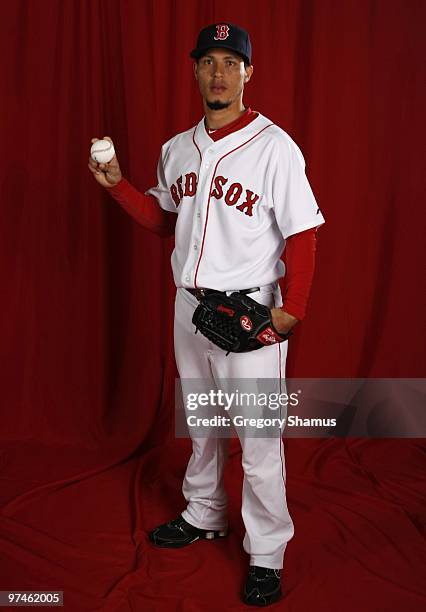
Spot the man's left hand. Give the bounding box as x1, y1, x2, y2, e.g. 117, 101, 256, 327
270, 308, 299, 335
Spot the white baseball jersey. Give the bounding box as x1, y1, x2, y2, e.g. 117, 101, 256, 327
146, 112, 325, 291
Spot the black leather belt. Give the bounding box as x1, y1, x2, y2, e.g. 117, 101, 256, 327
186, 287, 260, 301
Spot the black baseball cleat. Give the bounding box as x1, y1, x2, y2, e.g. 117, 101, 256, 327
148, 515, 228, 548
243, 565, 282, 606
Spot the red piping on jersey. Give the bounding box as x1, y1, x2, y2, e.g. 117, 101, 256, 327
192, 128, 202, 163
193, 123, 274, 288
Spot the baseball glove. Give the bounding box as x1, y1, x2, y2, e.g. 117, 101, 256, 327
192, 292, 292, 355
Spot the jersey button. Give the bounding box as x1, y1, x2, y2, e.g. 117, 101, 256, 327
193, 244, 198, 250
196, 212, 201, 218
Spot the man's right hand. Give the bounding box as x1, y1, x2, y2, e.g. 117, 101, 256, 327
87, 136, 123, 188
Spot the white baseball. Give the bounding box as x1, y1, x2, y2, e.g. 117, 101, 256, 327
90, 139, 115, 163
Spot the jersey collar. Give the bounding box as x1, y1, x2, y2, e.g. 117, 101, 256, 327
204, 108, 258, 141
194, 112, 272, 153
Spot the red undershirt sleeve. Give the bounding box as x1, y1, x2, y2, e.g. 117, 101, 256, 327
278, 227, 317, 321
105, 178, 177, 237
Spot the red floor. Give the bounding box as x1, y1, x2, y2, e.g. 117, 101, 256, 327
1, 438, 425, 611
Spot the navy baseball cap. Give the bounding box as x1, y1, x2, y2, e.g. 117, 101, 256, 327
190, 23, 252, 65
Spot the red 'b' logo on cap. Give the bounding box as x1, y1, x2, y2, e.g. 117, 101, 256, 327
214, 24, 230, 40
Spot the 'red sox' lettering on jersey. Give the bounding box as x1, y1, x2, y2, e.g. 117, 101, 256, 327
170, 172, 198, 206
146, 112, 325, 291
170, 173, 260, 217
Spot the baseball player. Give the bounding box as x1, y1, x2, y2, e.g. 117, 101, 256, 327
88, 23, 324, 607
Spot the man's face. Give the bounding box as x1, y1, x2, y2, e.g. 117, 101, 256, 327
194, 48, 253, 110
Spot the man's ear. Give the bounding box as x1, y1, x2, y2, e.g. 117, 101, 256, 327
244, 65, 254, 83
193, 62, 198, 80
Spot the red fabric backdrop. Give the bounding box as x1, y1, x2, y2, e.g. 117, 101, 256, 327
1, 1, 425, 610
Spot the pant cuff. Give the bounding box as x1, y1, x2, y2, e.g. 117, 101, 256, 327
249, 555, 284, 570
181, 508, 228, 531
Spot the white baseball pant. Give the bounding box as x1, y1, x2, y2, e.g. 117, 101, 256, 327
174, 283, 295, 570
